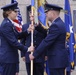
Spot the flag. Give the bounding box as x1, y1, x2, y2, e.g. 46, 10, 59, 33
31, 0, 49, 29
31, 0, 38, 25
31, 0, 50, 75
64, 0, 75, 68
11, 0, 23, 32
44, 60, 50, 75
38, 0, 49, 29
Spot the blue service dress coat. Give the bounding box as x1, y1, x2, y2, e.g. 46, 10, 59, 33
33, 17, 69, 68
0, 18, 28, 63
21, 23, 46, 63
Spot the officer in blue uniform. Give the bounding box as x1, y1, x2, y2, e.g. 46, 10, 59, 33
29, 4, 69, 75
21, 5, 46, 75
0, 2, 29, 75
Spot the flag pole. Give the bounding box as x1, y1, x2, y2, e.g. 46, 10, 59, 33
30, 4, 34, 75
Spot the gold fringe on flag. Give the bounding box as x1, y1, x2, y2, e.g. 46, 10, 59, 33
74, 44, 76, 53
71, 61, 74, 68
66, 32, 70, 41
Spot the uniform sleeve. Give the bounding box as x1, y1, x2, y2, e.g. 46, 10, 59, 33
17, 30, 29, 39
35, 24, 47, 36
20, 25, 28, 57
1, 23, 28, 52
20, 38, 26, 57
33, 24, 60, 58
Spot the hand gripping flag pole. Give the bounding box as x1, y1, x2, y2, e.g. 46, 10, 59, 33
30, 0, 35, 75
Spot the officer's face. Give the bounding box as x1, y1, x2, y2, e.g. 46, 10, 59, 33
46, 10, 54, 22
29, 12, 34, 21
8, 10, 18, 20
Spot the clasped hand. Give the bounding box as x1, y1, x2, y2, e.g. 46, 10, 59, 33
28, 46, 35, 60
